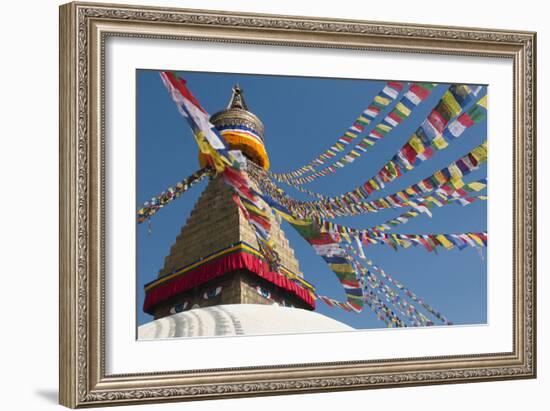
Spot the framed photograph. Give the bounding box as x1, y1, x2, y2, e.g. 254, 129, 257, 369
59, 1, 536, 408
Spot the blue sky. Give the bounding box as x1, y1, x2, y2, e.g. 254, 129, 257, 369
136, 69, 487, 329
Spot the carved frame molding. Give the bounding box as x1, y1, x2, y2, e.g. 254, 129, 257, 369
59, 2, 536, 407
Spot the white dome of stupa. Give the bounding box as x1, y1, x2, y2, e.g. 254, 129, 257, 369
138, 304, 353, 339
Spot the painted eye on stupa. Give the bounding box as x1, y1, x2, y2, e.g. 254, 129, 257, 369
169, 302, 188, 314
203, 286, 222, 300
256, 286, 271, 299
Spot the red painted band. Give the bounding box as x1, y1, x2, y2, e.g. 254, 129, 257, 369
143, 250, 315, 314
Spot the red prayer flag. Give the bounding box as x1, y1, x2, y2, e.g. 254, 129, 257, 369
409, 84, 430, 100
370, 130, 383, 139
163, 71, 207, 114
388, 111, 403, 124
388, 81, 404, 91
401, 143, 418, 164
428, 110, 448, 132
457, 112, 475, 128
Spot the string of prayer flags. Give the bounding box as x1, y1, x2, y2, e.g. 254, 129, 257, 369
371, 83, 436, 139
286, 83, 437, 186
343, 244, 434, 327
260, 92, 487, 211
360, 85, 485, 197
264, 191, 476, 326
372, 195, 487, 231
344, 243, 451, 325
317, 295, 353, 312
272, 213, 365, 314
155, 73, 484, 329
270, 81, 405, 183
311, 213, 487, 252
324, 254, 365, 313
276, 197, 455, 326
282, 209, 450, 327
348, 255, 408, 326
137, 167, 212, 223
364, 142, 488, 212
222, 166, 282, 272
160, 71, 283, 270
371, 179, 488, 231
283, 181, 328, 200
160, 71, 229, 156
444, 95, 488, 140
248, 141, 487, 220
365, 259, 453, 325
317, 245, 405, 326
318, 291, 403, 328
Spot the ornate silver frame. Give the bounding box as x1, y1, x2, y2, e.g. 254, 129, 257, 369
59, 2, 536, 408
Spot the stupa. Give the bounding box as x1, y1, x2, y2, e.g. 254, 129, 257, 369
142, 86, 318, 321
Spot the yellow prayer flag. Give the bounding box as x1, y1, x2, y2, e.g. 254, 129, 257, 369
194, 132, 210, 154
471, 144, 488, 163
365, 236, 377, 244
395, 102, 412, 116
432, 134, 449, 150
374, 95, 391, 106
442, 92, 462, 117
397, 192, 409, 201
329, 263, 355, 274
467, 181, 487, 191
243, 202, 270, 219
209, 147, 229, 173
436, 234, 454, 250
448, 164, 463, 180
433, 170, 448, 185
426, 196, 442, 207
377, 123, 392, 133
468, 233, 485, 247
378, 198, 390, 208
409, 135, 425, 154
365, 203, 376, 212
391, 234, 401, 246
450, 178, 465, 189
385, 161, 399, 177
195, 132, 227, 173
477, 95, 488, 109
274, 209, 310, 226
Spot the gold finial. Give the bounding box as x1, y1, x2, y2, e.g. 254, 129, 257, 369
205, 84, 270, 170
210, 85, 265, 140
227, 84, 248, 110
